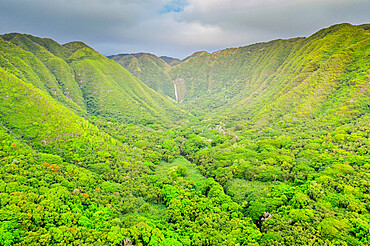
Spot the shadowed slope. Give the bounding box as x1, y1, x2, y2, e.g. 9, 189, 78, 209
109, 53, 176, 100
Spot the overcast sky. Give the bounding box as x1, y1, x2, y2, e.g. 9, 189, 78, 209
0, 0, 369, 59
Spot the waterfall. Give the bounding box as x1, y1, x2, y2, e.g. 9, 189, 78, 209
174, 83, 178, 102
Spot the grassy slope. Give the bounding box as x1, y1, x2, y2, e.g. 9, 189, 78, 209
233, 23, 370, 126
0, 35, 85, 113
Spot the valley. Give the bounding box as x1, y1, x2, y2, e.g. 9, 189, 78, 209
0, 23, 369, 245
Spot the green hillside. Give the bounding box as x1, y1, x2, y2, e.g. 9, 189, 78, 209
1, 34, 185, 125
110, 24, 369, 120
108, 53, 176, 100
1, 23, 370, 245
170, 24, 369, 116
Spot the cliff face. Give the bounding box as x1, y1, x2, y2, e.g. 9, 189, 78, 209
173, 78, 187, 102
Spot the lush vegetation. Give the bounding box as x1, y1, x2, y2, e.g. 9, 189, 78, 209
111, 24, 369, 118
1, 34, 186, 125
108, 53, 176, 100
0, 23, 369, 245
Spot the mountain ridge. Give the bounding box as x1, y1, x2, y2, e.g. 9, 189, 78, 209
109, 23, 369, 120
1, 33, 187, 125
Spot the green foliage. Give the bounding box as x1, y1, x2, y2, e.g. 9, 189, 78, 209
0, 24, 369, 245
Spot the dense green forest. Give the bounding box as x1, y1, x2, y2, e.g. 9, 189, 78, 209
0, 23, 369, 245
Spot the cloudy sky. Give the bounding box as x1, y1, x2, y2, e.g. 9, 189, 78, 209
0, 0, 369, 58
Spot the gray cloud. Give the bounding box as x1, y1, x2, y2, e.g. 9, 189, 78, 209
0, 0, 369, 58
